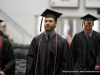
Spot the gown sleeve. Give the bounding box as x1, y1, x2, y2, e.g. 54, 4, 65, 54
60, 39, 74, 75
25, 38, 37, 75
96, 34, 100, 66
70, 34, 78, 66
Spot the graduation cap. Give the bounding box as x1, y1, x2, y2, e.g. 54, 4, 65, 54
0, 20, 4, 23
81, 14, 98, 21
40, 9, 62, 31
80, 14, 98, 27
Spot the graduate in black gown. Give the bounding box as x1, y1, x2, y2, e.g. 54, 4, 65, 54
70, 14, 100, 75
25, 9, 74, 75
0, 36, 15, 75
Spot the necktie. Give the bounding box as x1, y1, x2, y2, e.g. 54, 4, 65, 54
86, 34, 89, 39
48, 35, 50, 41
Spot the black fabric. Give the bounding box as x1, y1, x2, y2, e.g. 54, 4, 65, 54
25, 33, 74, 75
41, 9, 62, 22
80, 14, 98, 21
0, 20, 3, 23
70, 30, 100, 75
48, 35, 50, 42
41, 9, 62, 19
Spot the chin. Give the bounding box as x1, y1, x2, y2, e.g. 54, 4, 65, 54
45, 29, 51, 32
86, 31, 90, 34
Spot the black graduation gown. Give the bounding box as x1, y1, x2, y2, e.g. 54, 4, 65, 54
70, 31, 100, 75
1, 36, 15, 75
25, 33, 74, 75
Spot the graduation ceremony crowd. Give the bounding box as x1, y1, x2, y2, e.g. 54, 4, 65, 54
0, 8, 100, 75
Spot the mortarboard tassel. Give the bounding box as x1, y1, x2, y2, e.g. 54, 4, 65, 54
82, 20, 84, 29
34, 32, 44, 75
40, 17, 43, 32
53, 33, 57, 75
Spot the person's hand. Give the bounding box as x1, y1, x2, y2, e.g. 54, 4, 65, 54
94, 65, 100, 70
0, 71, 5, 75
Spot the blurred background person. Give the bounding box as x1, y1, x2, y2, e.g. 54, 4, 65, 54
0, 20, 15, 75
62, 19, 72, 46
2, 25, 8, 39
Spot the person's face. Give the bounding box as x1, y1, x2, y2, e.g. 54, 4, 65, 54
44, 17, 57, 32
84, 21, 94, 34
3, 27, 6, 31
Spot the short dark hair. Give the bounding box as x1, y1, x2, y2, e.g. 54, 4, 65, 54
84, 21, 94, 25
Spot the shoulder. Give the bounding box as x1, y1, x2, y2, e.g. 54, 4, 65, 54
31, 33, 43, 43
0, 36, 12, 49
57, 34, 64, 40
93, 30, 100, 35
35, 33, 43, 39
2, 36, 11, 45
93, 30, 100, 39
76, 31, 84, 36
57, 34, 68, 43
0, 36, 10, 43
73, 31, 83, 38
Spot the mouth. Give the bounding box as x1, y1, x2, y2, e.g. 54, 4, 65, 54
86, 30, 91, 33
46, 26, 50, 28
86, 30, 90, 31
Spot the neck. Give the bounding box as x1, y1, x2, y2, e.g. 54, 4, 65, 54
46, 30, 55, 35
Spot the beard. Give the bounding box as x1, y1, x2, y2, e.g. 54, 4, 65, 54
44, 25, 55, 32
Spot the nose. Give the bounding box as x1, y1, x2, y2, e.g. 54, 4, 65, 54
45, 21, 50, 26
86, 27, 90, 29
46, 21, 50, 24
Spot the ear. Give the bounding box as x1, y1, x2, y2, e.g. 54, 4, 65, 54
92, 22, 94, 27
93, 24, 94, 27
55, 22, 57, 27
